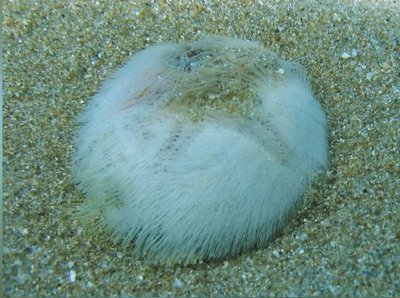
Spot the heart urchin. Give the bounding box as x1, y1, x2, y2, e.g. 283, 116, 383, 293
72, 35, 328, 263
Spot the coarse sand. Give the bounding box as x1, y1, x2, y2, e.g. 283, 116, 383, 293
3, 0, 399, 297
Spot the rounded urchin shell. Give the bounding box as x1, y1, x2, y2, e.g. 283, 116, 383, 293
73, 36, 328, 263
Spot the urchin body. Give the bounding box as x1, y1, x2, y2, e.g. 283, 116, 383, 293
73, 36, 328, 263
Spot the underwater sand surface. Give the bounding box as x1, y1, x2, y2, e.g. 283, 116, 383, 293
3, 0, 399, 296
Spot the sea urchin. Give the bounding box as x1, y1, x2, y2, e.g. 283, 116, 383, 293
72, 36, 328, 263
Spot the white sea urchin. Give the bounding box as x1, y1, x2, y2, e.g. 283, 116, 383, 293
73, 36, 328, 263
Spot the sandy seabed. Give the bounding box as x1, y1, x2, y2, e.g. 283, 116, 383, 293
3, 0, 399, 297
